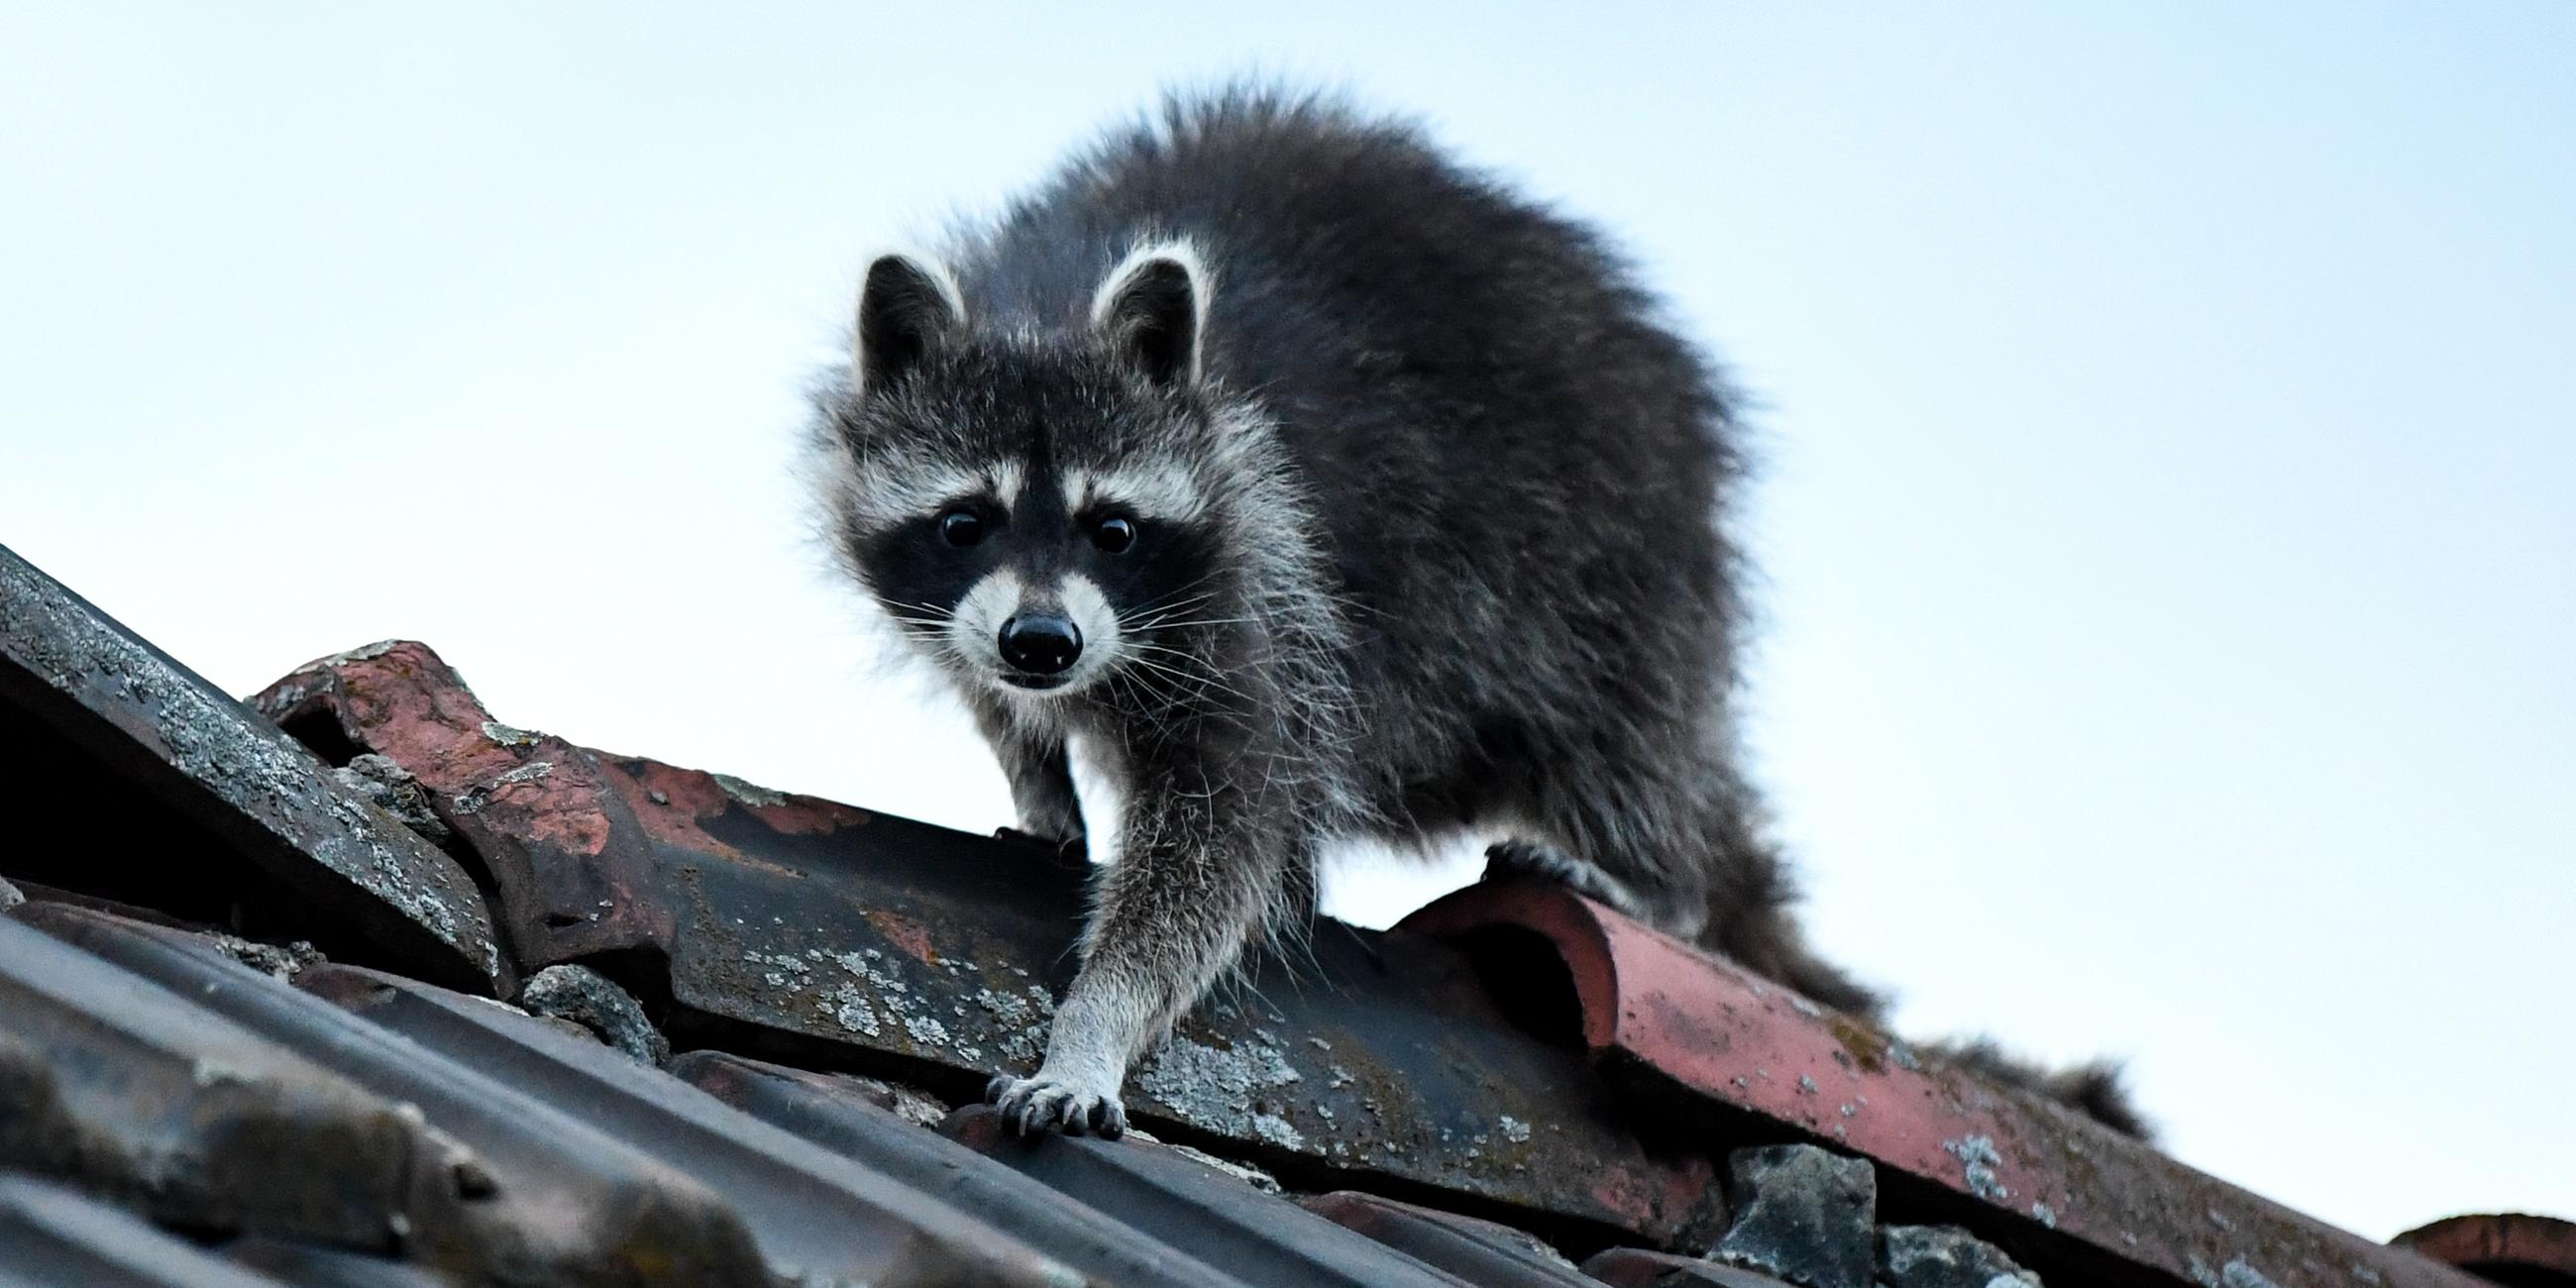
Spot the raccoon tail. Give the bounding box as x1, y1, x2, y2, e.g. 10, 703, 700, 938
1921, 1036, 2154, 1139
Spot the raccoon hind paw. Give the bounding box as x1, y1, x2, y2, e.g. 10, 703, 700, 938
1484, 840, 1651, 919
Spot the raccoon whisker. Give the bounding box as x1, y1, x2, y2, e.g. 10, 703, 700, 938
1119, 658, 1262, 721
1123, 616, 1229, 637
1122, 652, 1260, 707
1128, 615, 1257, 632
1129, 585, 1218, 610
1132, 572, 1223, 604
1119, 601, 1223, 631
1124, 641, 1224, 664
1132, 671, 1252, 710
1107, 655, 1186, 697
1124, 581, 1215, 609
1118, 582, 1223, 620
1124, 619, 1247, 641
1104, 657, 1203, 718
1118, 651, 1249, 701
1120, 638, 1243, 680
880, 600, 957, 622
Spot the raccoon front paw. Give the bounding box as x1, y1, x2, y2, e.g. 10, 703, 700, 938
987, 1070, 1127, 1139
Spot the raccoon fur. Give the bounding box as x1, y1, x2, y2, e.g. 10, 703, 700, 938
810, 89, 2143, 1139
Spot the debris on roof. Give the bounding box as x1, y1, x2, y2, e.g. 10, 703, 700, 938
0, 539, 2546, 1287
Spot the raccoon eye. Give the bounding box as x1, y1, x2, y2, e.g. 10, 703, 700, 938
938, 509, 987, 548
1091, 515, 1137, 554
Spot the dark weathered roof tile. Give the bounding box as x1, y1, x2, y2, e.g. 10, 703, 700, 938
1583, 1246, 1806, 1288
0, 1176, 296, 1288
0, 545, 503, 995
1301, 1190, 1599, 1287
677, 1050, 1257, 1288
947, 1106, 1477, 1288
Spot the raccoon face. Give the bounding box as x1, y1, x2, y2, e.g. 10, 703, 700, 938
866, 453, 1220, 701
825, 246, 1227, 704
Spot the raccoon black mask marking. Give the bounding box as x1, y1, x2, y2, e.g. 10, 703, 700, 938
810, 89, 2146, 1141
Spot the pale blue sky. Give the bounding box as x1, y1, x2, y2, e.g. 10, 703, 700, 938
3, 3, 2568, 1240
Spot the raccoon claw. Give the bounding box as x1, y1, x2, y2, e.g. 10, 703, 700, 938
987, 1072, 1127, 1139
993, 826, 1087, 860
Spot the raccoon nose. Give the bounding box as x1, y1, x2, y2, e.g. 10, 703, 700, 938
999, 614, 1083, 675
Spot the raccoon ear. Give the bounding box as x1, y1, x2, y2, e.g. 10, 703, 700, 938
854, 253, 964, 394
1091, 244, 1208, 387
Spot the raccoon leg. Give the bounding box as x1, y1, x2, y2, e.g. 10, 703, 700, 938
989, 766, 1299, 1138
972, 700, 1085, 848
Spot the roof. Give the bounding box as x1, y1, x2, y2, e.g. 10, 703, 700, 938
0, 538, 2554, 1288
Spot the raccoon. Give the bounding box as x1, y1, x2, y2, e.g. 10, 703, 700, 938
811, 90, 2141, 1139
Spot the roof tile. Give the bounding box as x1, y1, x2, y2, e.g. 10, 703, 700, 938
1301, 1190, 1599, 1287
0, 1177, 293, 1288
2393, 1213, 2576, 1283
675, 1049, 1254, 1288
1582, 1247, 1805, 1287
1402, 879, 2491, 1288
0, 545, 503, 995
946, 1106, 1475, 1288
